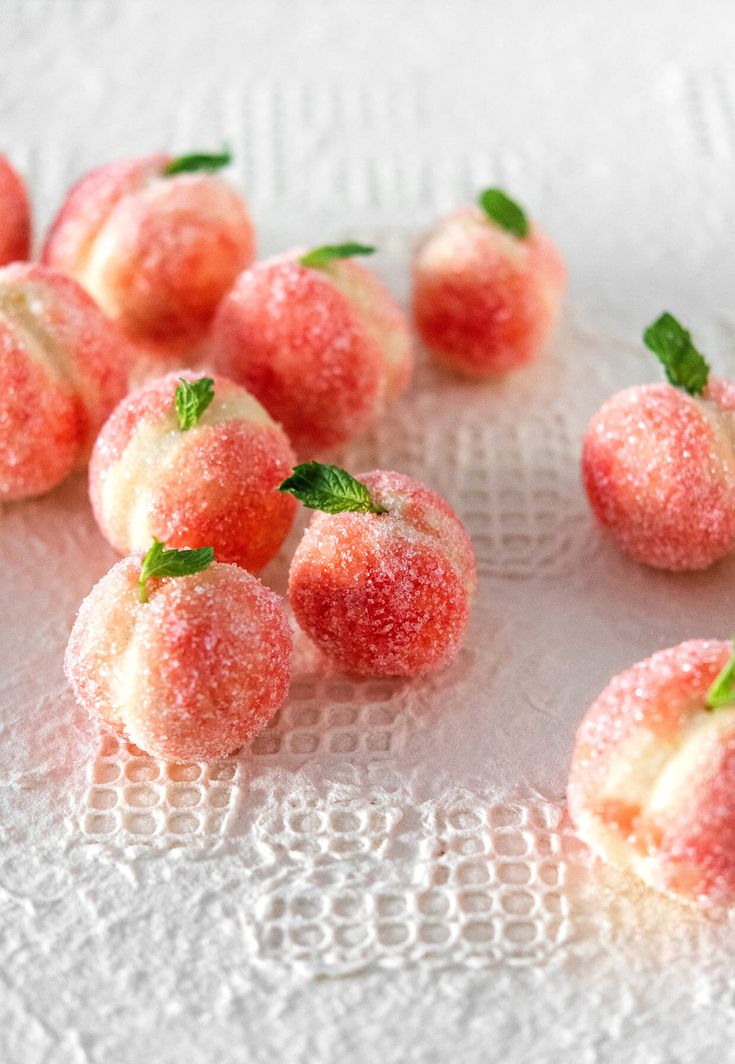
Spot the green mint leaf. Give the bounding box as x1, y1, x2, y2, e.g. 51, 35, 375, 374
139, 538, 215, 603
643, 313, 710, 396
278, 461, 387, 514
175, 376, 214, 431
478, 188, 529, 238
163, 149, 232, 176
706, 638, 735, 710
299, 243, 376, 269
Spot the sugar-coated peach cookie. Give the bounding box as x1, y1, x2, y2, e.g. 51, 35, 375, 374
0, 262, 131, 501
568, 639, 735, 907
583, 313, 735, 571
42, 150, 254, 351
0, 156, 31, 265
210, 243, 413, 452
90, 371, 297, 571
412, 188, 565, 376
65, 545, 293, 762
282, 463, 476, 676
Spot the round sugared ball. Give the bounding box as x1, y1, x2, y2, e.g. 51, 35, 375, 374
210, 252, 413, 452
412, 204, 565, 376
582, 383, 735, 571
65, 556, 293, 762
0, 262, 131, 501
568, 639, 735, 907
42, 153, 254, 351
288, 471, 476, 676
90, 371, 298, 571
0, 156, 31, 265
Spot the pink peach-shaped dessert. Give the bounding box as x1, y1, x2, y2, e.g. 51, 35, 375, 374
281, 463, 476, 676
568, 638, 735, 907
90, 371, 297, 571
0, 262, 132, 501
42, 150, 254, 351
412, 188, 565, 376
65, 543, 293, 763
583, 314, 735, 571
0, 155, 31, 265
210, 243, 413, 452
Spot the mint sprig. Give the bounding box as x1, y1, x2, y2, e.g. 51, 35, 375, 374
279, 462, 387, 515
163, 150, 232, 176
643, 313, 710, 396
175, 376, 214, 431
706, 639, 735, 710
478, 188, 529, 239
139, 538, 215, 603
300, 243, 376, 269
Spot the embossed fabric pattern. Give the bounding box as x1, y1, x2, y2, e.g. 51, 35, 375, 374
4, 3, 735, 1063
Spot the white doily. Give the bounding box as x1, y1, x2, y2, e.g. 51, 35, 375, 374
5, 3, 735, 1062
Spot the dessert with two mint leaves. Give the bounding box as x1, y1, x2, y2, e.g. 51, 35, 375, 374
90, 372, 297, 571
569, 639, 735, 907
281, 462, 476, 676
0, 262, 134, 501
210, 243, 413, 451
43, 151, 254, 353
412, 188, 565, 376
583, 314, 735, 571
0, 154, 30, 266
65, 539, 292, 763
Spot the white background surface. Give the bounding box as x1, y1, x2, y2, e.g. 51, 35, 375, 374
4, 2, 735, 1061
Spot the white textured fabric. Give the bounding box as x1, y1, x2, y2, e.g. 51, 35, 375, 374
4, 2, 735, 1061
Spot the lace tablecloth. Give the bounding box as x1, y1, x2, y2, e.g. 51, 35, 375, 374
4, 3, 735, 1061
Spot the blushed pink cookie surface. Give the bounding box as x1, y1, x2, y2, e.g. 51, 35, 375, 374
582, 383, 735, 571
42, 153, 254, 351
568, 639, 735, 907
0, 156, 31, 266
0, 262, 131, 501
412, 205, 565, 376
210, 253, 413, 452
90, 371, 297, 571
288, 471, 476, 676
65, 555, 292, 762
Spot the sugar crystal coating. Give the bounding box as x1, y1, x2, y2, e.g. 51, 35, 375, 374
43, 153, 254, 351
90, 370, 297, 571
0, 156, 31, 266
65, 556, 293, 762
582, 383, 735, 570
412, 205, 565, 376
0, 262, 132, 500
288, 470, 476, 676
568, 639, 735, 907
210, 252, 413, 452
